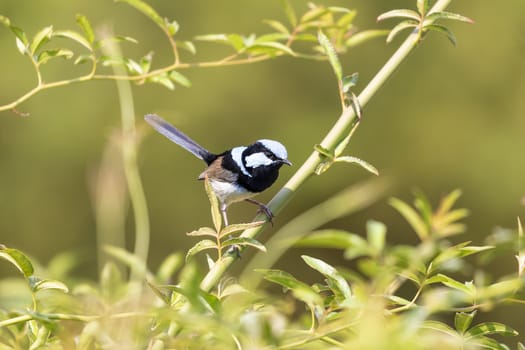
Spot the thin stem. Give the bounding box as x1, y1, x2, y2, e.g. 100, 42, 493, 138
199, 0, 453, 293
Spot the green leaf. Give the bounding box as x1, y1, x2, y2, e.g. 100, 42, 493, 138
165, 19, 179, 36
187, 227, 217, 237
469, 337, 510, 350
335, 156, 379, 176
219, 221, 265, 238
417, 0, 429, 16
148, 73, 175, 90
377, 9, 421, 22
0, 15, 10, 27
247, 41, 295, 56
345, 29, 389, 48
53, 30, 92, 50
76, 14, 95, 43
263, 19, 290, 35
386, 20, 418, 43
204, 176, 222, 232
177, 40, 196, 55
455, 310, 477, 334
258, 269, 322, 306
302, 255, 352, 301
366, 220, 386, 255
125, 58, 143, 75
168, 70, 192, 88
280, 0, 297, 27
139, 51, 153, 73
185, 240, 217, 262
115, 0, 165, 29
421, 320, 457, 337
342, 72, 359, 93
295, 229, 360, 249
37, 49, 74, 65
9, 25, 29, 46
518, 342, 525, 350
0, 246, 34, 278
300, 6, 329, 24
318, 31, 342, 81
222, 237, 266, 252
30, 25, 53, 54
32, 279, 69, 294
389, 197, 428, 240
424, 24, 457, 46
156, 253, 183, 283
436, 189, 462, 216
435, 273, 475, 296
103, 245, 147, 277
466, 322, 518, 338
195, 34, 228, 43
425, 11, 474, 24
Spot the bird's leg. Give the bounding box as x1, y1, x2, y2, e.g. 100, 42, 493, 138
220, 202, 229, 227
245, 198, 274, 225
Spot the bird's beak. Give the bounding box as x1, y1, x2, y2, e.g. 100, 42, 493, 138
280, 159, 292, 166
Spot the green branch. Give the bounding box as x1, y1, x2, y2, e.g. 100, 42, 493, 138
199, 0, 454, 293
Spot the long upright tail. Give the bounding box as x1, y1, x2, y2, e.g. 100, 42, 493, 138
144, 114, 216, 164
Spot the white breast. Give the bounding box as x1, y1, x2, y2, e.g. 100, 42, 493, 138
210, 179, 257, 206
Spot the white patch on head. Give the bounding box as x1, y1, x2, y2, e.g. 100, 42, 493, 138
245, 152, 273, 168
231, 146, 251, 177
258, 139, 288, 160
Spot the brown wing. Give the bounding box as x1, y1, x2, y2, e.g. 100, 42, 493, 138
198, 156, 238, 182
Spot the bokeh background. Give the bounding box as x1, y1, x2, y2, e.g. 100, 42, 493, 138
1, 0, 524, 333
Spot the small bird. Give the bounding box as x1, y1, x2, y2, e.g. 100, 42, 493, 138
144, 114, 291, 226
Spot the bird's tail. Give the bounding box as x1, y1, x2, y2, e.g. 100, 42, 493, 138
145, 114, 216, 164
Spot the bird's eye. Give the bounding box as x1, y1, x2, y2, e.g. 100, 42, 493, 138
264, 151, 276, 160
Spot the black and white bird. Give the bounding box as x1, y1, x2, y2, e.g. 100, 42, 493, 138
144, 114, 291, 226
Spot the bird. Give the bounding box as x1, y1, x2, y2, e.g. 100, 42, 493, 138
144, 114, 291, 226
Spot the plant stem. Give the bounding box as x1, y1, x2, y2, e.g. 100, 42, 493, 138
200, 0, 453, 292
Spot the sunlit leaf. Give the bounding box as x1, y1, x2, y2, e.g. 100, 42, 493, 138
302, 255, 352, 301
280, 0, 297, 27
76, 14, 95, 44
115, 0, 165, 29
425, 11, 474, 24
386, 20, 418, 43
295, 229, 359, 249
30, 25, 53, 54
168, 70, 192, 88
177, 40, 196, 55
247, 42, 295, 56
335, 156, 379, 176
389, 197, 428, 240
125, 58, 143, 75
32, 279, 69, 294
165, 19, 179, 36
37, 49, 74, 65
417, 0, 429, 16
149, 73, 175, 90
222, 237, 266, 252
422, 320, 457, 337
377, 9, 421, 22
156, 253, 183, 283
366, 220, 386, 255
263, 19, 290, 35
219, 221, 265, 239
436, 189, 462, 216
435, 274, 475, 296
103, 245, 147, 277
345, 29, 389, 48
455, 310, 476, 334
195, 34, 228, 43
186, 240, 217, 262
258, 269, 322, 306
0, 246, 34, 278
318, 31, 342, 81
53, 30, 92, 50
466, 322, 518, 338
468, 337, 510, 350
187, 227, 217, 237
0, 15, 10, 27
300, 6, 329, 24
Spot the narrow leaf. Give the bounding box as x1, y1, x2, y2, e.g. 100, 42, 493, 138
318, 31, 342, 81
389, 197, 428, 240
342, 72, 359, 93
32, 279, 69, 293
247, 42, 295, 56
0, 15, 10, 27
436, 274, 475, 296
258, 269, 322, 306
424, 24, 457, 46
0, 246, 34, 278
455, 311, 477, 334
168, 70, 192, 88
204, 176, 222, 232
165, 19, 179, 36
302, 255, 352, 301
186, 227, 217, 237
417, 0, 429, 16
345, 29, 389, 48
156, 253, 183, 283
219, 221, 265, 238
195, 34, 228, 43
386, 20, 418, 43
295, 229, 360, 249
263, 19, 290, 35
422, 320, 457, 337
377, 9, 421, 22
425, 11, 474, 24
281, 0, 297, 27
76, 14, 95, 43
436, 189, 462, 216
10, 25, 29, 45
53, 30, 92, 50
103, 245, 147, 276
177, 40, 196, 55
335, 156, 379, 175
366, 220, 386, 255
115, 0, 165, 29
149, 73, 175, 90
300, 7, 329, 24
186, 240, 217, 262
466, 322, 518, 337
37, 49, 74, 65
30, 25, 53, 54
222, 237, 266, 252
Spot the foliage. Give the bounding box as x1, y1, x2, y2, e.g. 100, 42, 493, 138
2, 0, 518, 350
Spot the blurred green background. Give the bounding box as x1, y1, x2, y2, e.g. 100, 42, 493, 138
1, 0, 524, 323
